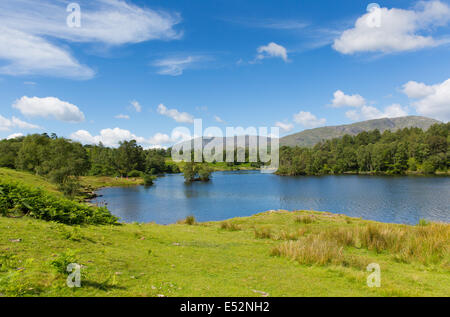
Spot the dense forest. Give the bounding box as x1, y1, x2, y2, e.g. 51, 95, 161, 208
278, 123, 449, 176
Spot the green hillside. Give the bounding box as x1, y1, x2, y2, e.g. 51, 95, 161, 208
280, 116, 441, 147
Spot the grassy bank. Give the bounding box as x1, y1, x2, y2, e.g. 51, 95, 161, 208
1, 211, 449, 297
0, 168, 449, 297
0, 168, 144, 202
79, 176, 144, 190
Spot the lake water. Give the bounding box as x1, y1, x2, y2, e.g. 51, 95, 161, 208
92, 171, 450, 225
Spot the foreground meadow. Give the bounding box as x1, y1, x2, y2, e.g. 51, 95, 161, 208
1, 210, 449, 297
0, 167, 449, 297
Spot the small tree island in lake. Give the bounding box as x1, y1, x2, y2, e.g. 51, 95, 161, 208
183, 162, 212, 183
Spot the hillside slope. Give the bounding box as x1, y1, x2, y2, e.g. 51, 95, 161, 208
280, 116, 440, 147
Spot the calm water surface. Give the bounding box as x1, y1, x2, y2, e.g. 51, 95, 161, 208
92, 171, 450, 225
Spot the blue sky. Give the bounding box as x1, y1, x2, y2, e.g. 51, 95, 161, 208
1, 0, 450, 147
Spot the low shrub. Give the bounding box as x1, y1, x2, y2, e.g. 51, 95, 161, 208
417, 219, 430, 226
0, 180, 118, 225
177, 215, 196, 225
128, 170, 142, 178
50, 250, 78, 274
143, 174, 155, 186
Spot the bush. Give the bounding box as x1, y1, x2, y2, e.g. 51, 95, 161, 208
421, 160, 436, 174
57, 177, 81, 198
128, 170, 142, 178
197, 164, 212, 182
183, 163, 212, 183
0, 180, 118, 225
177, 215, 196, 225
183, 163, 197, 183
143, 174, 155, 186
50, 250, 78, 274
417, 219, 430, 226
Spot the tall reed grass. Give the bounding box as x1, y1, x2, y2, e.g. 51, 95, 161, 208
272, 222, 450, 266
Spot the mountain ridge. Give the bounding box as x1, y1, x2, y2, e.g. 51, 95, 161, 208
172, 116, 441, 150
280, 116, 441, 147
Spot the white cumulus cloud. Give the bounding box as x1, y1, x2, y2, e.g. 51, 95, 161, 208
333, 1, 450, 54
13, 96, 85, 123
332, 90, 366, 108
346, 104, 409, 121
293, 111, 326, 128
402, 78, 450, 121
256, 42, 289, 62
6, 133, 24, 140
71, 127, 190, 148
157, 104, 194, 123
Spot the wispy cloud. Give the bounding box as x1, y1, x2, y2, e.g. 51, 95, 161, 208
153, 56, 208, 76
0, 115, 41, 131
225, 17, 308, 30
115, 114, 130, 120
0, 0, 182, 78
275, 121, 294, 132
214, 115, 225, 123
130, 100, 142, 113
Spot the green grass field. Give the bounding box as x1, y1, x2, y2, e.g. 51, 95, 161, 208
0, 168, 449, 297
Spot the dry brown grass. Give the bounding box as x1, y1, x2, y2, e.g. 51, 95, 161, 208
220, 221, 241, 231
312, 222, 450, 265
254, 227, 273, 239
295, 215, 316, 224
277, 228, 307, 241
271, 235, 344, 266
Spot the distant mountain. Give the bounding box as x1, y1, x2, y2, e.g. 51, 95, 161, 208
280, 116, 441, 147
173, 135, 273, 151
172, 116, 441, 151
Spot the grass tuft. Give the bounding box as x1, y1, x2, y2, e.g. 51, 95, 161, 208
254, 227, 273, 239
271, 236, 344, 266
220, 221, 241, 231
295, 215, 316, 224
277, 228, 307, 240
